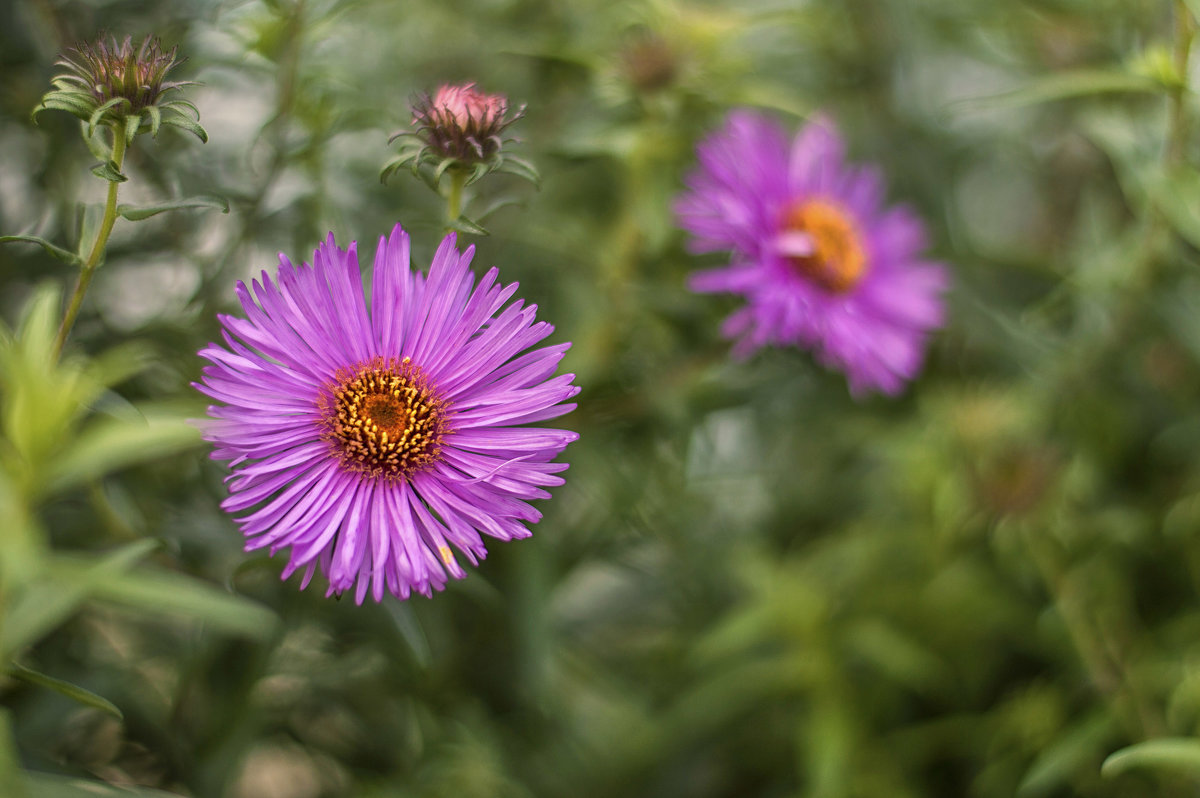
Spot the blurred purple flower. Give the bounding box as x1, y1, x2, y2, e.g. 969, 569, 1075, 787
675, 111, 948, 396
196, 224, 579, 603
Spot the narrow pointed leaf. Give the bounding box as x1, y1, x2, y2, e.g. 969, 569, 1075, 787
89, 568, 277, 639
962, 69, 1162, 111
0, 236, 82, 267
2, 540, 159, 658
40, 404, 203, 498
116, 195, 229, 221
7, 662, 122, 719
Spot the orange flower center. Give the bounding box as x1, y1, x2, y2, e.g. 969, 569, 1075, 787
779, 201, 867, 293
320, 357, 448, 480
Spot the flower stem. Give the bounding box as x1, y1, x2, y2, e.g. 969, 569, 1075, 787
446, 169, 466, 226
53, 131, 127, 359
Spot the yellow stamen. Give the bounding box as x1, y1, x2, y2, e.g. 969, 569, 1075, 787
780, 200, 867, 293
320, 357, 448, 481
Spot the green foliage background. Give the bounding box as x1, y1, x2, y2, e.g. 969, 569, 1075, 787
4, 0, 1200, 796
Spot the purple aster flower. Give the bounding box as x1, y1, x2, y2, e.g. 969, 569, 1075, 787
196, 224, 579, 603
675, 110, 948, 396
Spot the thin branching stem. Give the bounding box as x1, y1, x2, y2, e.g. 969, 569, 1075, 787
53, 131, 127, 359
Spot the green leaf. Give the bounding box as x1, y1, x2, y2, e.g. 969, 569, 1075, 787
24, 772, 186, 797
962, 69, 1162, 111
1145, 168, 1200, 250
40, 404, 202, 498
1, 541, 159, 659
90, 160, 127, 183
6, 662, 122, 720
1101, 738, 1200, 778
1018, 710, 1114, 796
0, 236, 82, 267
116, 195, 229, 221
90, 567, 277, 640
450, 215, 490, 237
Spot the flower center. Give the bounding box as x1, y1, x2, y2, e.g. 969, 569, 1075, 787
779, 200, 867, 293
320, 357, 448, 480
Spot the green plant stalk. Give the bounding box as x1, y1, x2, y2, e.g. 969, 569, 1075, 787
1166, 0, 1195, 169
446, 168, 466, 225
53, 131, 127, 359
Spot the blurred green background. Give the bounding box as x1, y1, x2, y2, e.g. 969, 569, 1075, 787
4, 0, 1200, 796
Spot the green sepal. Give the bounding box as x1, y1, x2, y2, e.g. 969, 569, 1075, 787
160, 115, 208, 143
116, 194, 229, 221
0, 236, 83, 267
122, 113, 141, 145
6, 662, 123, 720
144, 104, 162, 137
86, 97, 129, 138
90, 160, 127, 183
32, 94, 95, 124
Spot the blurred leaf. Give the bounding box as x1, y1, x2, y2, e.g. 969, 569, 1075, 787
89, 567, 277, 639
0, 236, 82, 267
24, 772, 185, 797
0, 711, 26, 798
805, 694, 853, 798
89, 160, 128, 183
116, 195, 229, 221
0, 473, 43, 590
1, 540, 159, 659
1101, 738, 1200, 777
1146, 167, 1200, 249
842, 618, 950, 696
6, 662, 122, 720
964, 70, 1161, 111
496, 156, 541, 187
1018, 710, 1114, 796
40, 404, 202, 498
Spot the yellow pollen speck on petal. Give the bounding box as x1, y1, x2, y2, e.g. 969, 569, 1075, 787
780, 200, 867, 294
319, 357, 448, 482
438, 545, 454, 565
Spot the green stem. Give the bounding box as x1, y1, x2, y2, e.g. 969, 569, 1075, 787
53, 131, 127, 359
446, 169, 466, 226
1166, 0, 1195, 170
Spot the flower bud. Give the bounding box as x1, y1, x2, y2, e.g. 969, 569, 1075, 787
36, 34, 207, 144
